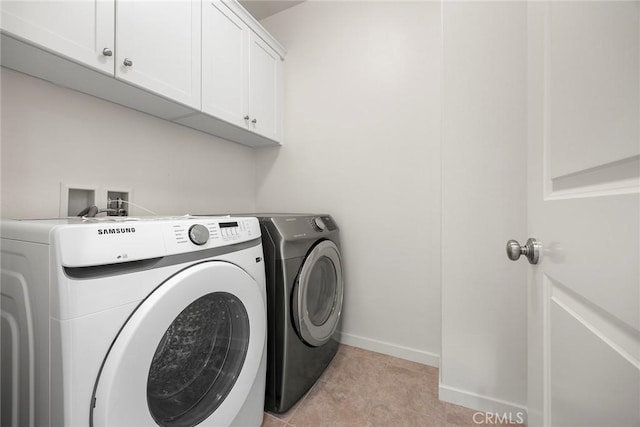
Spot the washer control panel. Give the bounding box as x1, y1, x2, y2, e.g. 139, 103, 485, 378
219, 221, 241, 241
170, 218, 257, 248
50, 216, 261, 267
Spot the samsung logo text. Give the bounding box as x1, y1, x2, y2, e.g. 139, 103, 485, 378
97, 227, 136, 236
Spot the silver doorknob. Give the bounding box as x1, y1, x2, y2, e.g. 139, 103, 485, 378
506, 238, 542, 265
123, 58, 133, 67
102, 48, 113, 57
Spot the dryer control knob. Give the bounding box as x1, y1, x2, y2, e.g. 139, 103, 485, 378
312, 217, 326, 232
189, 224, 210, 245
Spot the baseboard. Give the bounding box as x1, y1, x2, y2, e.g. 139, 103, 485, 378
336, 331, 440, 368
439, 383, 528, 424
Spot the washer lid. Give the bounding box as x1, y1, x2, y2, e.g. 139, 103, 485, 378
91, 261, 266, 427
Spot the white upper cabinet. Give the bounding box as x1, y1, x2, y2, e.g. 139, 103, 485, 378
116, 0, 202, 109
201, 0, 284, 143
202, 1, 250, 129
249, 32, 283, 142
0, 0, 115, 75
0, 0, 284, 147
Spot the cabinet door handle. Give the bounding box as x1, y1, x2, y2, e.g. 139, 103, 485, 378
102, 48, 113, 57
251, 118, 257, 124
123, 58, 133, 67
243, 115, 250, 120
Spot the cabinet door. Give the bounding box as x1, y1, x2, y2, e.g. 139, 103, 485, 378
202, 1, 249, 129
116, 0, 201, 109
249, 32, 283, 142
0, 0, 114, 75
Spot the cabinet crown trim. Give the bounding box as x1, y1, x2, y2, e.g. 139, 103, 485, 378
221, 0, 287, 60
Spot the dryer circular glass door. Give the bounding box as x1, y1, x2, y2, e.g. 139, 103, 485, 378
91, 261, 266, 427
293, 240, 344, 347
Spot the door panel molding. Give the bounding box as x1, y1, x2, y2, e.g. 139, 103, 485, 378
541, 275, 552, 427
549, 155, 640, 197
550, 298, 640, 426
547, 275, 640, 370
542, 2, 640, 199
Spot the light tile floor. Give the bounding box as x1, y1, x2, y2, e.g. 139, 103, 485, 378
261, 345, 522, 427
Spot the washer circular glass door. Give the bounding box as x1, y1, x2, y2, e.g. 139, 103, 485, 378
292, 240, 343, 347
91, 261, 266, 427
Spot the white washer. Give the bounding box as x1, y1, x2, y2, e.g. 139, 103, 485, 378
0, 216, 267, 427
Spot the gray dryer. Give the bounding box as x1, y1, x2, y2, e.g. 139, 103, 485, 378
256, 214, 344, 413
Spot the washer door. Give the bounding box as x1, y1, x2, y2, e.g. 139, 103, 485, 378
91, 261, 266, 427
292, 240, 344, 347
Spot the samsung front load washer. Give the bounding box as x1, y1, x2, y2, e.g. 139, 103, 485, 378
0, 216, 267, 427
256, 214, 344, 413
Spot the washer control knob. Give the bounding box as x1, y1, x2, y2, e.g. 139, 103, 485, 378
189, 224, 209, 246
312, 217, 326, 232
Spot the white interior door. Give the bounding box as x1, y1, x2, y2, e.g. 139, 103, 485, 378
526, 2, 639, 426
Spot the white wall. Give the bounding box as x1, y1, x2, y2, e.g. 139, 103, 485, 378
440, 1, 528, 416
1, 68, 256, 218
256, 1, 442, 364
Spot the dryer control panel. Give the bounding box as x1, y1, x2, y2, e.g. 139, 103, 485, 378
263, 214, 340, 244
309, 216, 337, 232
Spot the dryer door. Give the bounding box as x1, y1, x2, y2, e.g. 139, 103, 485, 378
91, 261, 266, 427
292, 240, 344, 347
